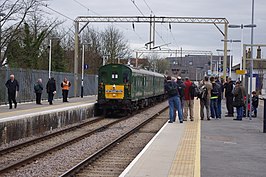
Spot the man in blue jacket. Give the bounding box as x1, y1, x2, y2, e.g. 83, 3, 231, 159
164, 76, 183, 123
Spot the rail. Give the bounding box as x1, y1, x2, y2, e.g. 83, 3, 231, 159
0, 116, 129, 174
59, 106, 168, 177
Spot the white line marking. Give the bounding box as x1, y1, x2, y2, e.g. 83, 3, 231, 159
119, 121, 168, 177
0, 103, 95, 123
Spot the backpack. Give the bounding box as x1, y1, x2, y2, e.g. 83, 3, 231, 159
177, 82, 185, 98
189, 82, 199, 98
34, 84, 40, 92
211, 83, 220, 97
198, 86, 208, 100
167, 82, 178, 96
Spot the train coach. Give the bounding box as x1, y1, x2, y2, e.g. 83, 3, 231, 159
97, 64, 165, 115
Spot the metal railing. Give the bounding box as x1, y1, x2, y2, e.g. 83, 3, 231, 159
0, 68, 98, 104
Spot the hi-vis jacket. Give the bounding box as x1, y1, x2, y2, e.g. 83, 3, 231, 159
61, 81, 71, 90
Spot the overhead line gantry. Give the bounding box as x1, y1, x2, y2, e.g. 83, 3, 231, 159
73, 16, 229, 96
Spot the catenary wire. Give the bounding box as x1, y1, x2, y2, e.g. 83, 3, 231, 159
71, 0, 145, 43
45, 4, 74, 21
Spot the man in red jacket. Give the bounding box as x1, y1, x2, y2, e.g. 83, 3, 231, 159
183, 77, 194, 121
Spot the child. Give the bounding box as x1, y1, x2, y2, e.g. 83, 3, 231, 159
252, 91, 259, 117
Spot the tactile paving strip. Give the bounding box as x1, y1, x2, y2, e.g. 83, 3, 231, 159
168, 99, 201, 177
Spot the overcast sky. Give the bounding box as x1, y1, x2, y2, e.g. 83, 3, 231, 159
47, 0, 266, 65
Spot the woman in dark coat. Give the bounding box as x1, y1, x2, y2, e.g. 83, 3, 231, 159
46, 77, 56, 105
34, 78, 43, 104
233, 81, 245, 121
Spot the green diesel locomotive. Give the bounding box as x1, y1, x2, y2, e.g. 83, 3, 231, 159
97, 64, 165, 114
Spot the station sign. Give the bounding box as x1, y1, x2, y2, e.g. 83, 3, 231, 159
236, 70, 246, 75
218, 67, 229, 73
84, 64, 89, 70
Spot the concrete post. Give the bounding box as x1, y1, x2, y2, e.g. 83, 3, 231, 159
263, 99, 266, 133
223, 23, 228, 80
74, 21, 79, 97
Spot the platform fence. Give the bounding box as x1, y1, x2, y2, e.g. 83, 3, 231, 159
0, 68, 98, 104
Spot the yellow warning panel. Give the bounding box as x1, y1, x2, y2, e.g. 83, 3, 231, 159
105, 85, 124, 99
236, 70, 246, 75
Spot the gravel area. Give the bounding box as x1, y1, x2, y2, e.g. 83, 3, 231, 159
76, 110, 168, 176
2, 101, 168, 177
0, 118, 115, 168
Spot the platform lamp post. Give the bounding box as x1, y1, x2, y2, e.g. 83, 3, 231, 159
81, 44, 87, 98
48, 37, 60, 79
228, 24, 256, 70
0, 13, 6, 62
48, 39, 52, 79
229, 1, 256, 120
221, 39, 241, 77
81, 43, 91, 98
249, 0, 256, 121
216, 49, 230, 76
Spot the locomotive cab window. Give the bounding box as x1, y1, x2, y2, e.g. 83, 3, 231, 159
123, 72, 129, 83
100, 71, 107, 82
112, 73, 119, 80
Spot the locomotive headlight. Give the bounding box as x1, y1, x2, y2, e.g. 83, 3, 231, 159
99, 82, 104, 89
113, 94, 116, 97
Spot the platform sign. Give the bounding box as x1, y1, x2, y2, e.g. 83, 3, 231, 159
84, 64, 89, 70
236, 69, 246, 75
218, 67, 229, 73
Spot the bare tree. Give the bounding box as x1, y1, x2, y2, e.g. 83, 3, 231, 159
141, 53, 169, 73
82, 27, 102, 74
101, 26, 130, 64
155, 58, 170, 74
0, 0, 49, 66
5, 11, 63, 69
144, 53, 161, 71
56, 27, 75, 72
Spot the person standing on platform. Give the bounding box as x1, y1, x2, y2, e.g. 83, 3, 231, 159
61, 78, 71, 102
176, 76, 185, 112
183, 77, 195, 121
215, 76, 223, 118
5, 74, 19, 109
164, 76, 183, 123
224, 77, 234, 117
198, 76, 212, 120
34, 78, 43, 104
233, 81, 245, 121
46, 77, 56, 105
251, 91, 259, 117
210, 76, 219, 119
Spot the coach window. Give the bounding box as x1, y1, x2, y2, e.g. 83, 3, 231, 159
100, 71, 107, 82
123, 72, 129, 83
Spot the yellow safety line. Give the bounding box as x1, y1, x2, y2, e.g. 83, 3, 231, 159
168, 99, 201, 177
194, 106, 201, 177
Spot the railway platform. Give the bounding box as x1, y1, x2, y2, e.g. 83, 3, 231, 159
0, 96, 97, 144
0, 95, 97, 120
120, 99, 266, 177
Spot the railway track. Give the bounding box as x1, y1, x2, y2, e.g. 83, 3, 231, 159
0, 116, 129, 174
0, 117, 104, 155
60, 107, 168, 177
1, 101, 169, 176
